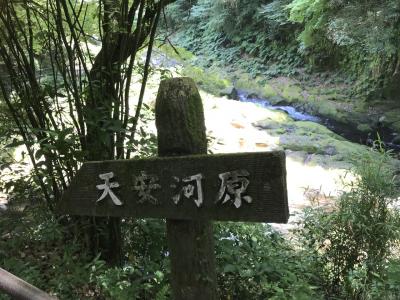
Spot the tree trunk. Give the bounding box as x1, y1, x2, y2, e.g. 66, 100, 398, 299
82, 0, 177, 267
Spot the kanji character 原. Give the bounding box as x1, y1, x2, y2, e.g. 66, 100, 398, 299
215, 169, 252, 208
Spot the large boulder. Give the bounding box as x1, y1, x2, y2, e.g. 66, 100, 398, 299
219, 86, 239, 100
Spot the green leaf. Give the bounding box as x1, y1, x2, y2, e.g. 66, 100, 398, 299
223, 264, 236, 273
5, 139, 26, 148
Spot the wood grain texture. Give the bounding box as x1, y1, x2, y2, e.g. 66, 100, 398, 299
56, 77, 289, 300
156, 77, 217, 300
56, 151, 289, 223
155, 77, 207, 156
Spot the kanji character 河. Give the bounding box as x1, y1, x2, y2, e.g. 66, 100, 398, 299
170, 173, 204, 207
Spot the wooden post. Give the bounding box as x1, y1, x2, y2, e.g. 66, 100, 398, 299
56, 78, 289, 298
155, 77, 218, 300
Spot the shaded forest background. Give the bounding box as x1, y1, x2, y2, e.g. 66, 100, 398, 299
166, 0, 400, 100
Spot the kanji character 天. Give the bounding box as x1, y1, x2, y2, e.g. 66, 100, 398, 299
96, 172, 122, 206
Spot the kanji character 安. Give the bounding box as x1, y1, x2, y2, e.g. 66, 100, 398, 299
133, 171, 161, 204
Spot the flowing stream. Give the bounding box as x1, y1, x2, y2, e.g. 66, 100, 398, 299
237, 90, 400, 155
148, 51, 400, 155
238, 91, 320, 122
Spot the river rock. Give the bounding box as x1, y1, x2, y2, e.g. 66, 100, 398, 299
254, 120, 279, 130
392, 134, 400, 145
357, 123, 372, 133
247, 93, 259, 99
219, 87, 239, 100
269, 95, 288, 106
324, 145, 337, 156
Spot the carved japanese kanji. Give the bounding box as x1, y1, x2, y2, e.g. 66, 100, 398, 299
170, 173, 204, 207
133, 171, 161, 204
57, 151, 287, 222
216, 169, 252, 208
56, 77, 289, 300
96, 172, 122, 206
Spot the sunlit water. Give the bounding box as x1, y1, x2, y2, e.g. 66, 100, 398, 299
237, 90, 320, 122
237, 90, 400, 155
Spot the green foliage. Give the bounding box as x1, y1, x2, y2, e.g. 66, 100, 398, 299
165, 0, 303, 79
0, 196, 319, 300
166, 0, 400, 98
89, 218, 170, 299
369, 259, 400, 299
300, 146, 400, 298
288, 0, 330, 47
215, 223, 320, 299
0, 0, 171, 264
0, 206, 96, 299
1, 145, 399, 299
0, 0, 169, 215
91, 259, 169, 299
288, 0, 400, 98
126, 103, 158, 159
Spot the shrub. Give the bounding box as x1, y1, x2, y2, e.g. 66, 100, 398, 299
215, 222, 320, 299
300, 145, 400, 298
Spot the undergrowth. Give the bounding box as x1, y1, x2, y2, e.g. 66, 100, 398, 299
163, 0, 400, 99
0, 196, 321, 299
300, 145, 400, 299
0, 147, 399, 299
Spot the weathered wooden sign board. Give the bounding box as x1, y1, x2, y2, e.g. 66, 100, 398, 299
57, 151, 288, 223
56, 77, 289, 300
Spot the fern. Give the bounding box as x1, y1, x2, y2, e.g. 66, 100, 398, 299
165, 0, 400, 98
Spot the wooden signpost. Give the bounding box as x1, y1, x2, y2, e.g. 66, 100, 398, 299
56, 77, 289, 300
57, 152, 288, 222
